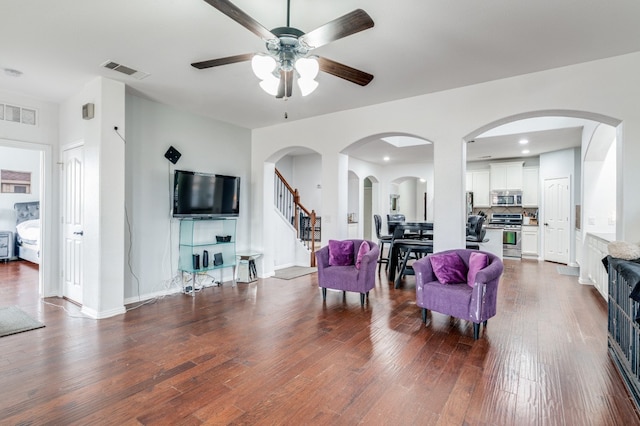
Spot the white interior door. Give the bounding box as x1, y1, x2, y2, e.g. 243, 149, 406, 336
543, 177, 570, 264
62, 144, 84, 304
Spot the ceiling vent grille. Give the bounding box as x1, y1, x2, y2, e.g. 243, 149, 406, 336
101, 60, 150, 80
0, 103, 37, 126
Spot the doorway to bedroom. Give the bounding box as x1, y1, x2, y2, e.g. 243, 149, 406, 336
0, 143, 43, 302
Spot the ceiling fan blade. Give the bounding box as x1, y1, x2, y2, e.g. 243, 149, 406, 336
317, 57, 374, 86
191, 53, 253, 69
276, 70, 294, 99
202, 0, 277, 41
300, 9, 374, 49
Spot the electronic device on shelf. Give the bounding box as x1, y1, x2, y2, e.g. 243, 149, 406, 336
173, 170, 241, 218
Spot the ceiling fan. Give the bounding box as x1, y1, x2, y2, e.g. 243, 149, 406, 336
191, 0, 375, 99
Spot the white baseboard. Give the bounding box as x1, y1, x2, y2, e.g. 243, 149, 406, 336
81, 305, 126, 319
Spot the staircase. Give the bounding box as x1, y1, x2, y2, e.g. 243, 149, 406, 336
274, 168, 320, 267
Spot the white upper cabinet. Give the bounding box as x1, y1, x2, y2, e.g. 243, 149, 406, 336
490, 161, 523, 190
522, 167, 539, 207
467, 170, 491, 207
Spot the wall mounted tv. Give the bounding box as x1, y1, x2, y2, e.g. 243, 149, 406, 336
173, 170, 240, 218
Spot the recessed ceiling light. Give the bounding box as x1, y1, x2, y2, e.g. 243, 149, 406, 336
383, 156, 390, 162
519, 139, 529, 145
522, 149, 530, 154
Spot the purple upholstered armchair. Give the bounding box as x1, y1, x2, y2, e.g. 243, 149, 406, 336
413, 249, 503, 339
315, 239, 379, 306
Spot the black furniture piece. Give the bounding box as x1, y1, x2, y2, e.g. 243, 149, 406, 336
386, 214, 406, 235
387, 222, 434, 283
374, 214, 393, 272
393, 239, 433, 288
300, 215, 321, 241
466, 214, 488, 242
607, 256, 640, 412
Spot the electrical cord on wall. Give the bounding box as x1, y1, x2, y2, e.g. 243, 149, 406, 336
41, 299, 93, 319
113, 125, 145, 306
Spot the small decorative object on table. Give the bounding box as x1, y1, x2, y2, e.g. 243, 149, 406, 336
216, 235, 232, 243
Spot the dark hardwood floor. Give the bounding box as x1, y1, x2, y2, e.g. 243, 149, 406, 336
0, 258, 639, 425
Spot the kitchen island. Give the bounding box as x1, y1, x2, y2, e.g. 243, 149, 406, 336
478, 227, 503, 260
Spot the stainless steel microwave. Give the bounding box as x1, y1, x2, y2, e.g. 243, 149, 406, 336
491, 190, 522, 207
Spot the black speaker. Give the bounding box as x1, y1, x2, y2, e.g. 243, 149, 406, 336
164, 146, 181, 164
213, 253, 223, 266
202, 250, 209, 268
192, 254, 200, 270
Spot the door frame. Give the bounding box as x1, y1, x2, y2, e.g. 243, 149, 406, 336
60, 140, 84, 302
0, 138, 52, 297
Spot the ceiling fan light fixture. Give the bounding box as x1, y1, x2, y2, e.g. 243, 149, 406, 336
251, 54, 277, 80
298, 78, 319, 96
259, 74, 280, 96
295, 57, 319, 80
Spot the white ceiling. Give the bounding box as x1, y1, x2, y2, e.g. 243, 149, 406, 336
1, 0, 636, 161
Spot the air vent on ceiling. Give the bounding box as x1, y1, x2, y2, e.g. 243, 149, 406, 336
101, 60, 150, 80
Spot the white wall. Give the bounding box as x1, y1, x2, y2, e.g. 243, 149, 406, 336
582, 124, 617, 235
292, 153, 322, 215
348, 171, 359, 221
252, 52, 640, 275
0, 146, 40, 232
0, 89, 59, 297
125, 93, 252, 301
60, 76, 126, 318
539, 148, 580, 264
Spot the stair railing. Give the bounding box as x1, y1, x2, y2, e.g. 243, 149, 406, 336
274, 168, 319, 266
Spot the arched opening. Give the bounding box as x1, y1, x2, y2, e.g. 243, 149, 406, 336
463, 110, 620, 296
342, 132, 434, 242
264, 146, 323, 271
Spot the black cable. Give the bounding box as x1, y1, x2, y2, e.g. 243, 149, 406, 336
113, 125, 142, 301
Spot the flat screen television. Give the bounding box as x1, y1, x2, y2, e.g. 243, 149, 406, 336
173, 170, 240, 218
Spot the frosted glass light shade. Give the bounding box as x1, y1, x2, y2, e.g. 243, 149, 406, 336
297, 78, 319, 96
295, 57, 319, 79
252, 54, 277, 80
259, 74, 280, 96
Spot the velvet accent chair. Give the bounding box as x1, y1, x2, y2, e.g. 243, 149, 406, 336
315, 239, 379, 306
413, 249, 503, 339
374, 214, 393, 272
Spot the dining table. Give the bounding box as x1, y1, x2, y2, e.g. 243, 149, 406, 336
387, 222, 434, 285
387, 221, 482, 288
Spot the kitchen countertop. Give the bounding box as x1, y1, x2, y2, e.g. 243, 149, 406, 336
588, 232, 616, 242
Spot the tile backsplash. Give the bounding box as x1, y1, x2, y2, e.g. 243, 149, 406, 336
472, 206, 538, 219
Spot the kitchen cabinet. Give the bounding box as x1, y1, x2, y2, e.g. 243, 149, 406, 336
490, 161, 523, 191
521, 226, 539, 257
522, 167, 539, 207
467, 170, 491, 207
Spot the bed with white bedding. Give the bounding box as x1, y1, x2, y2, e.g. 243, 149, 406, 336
14, 202, 40, 264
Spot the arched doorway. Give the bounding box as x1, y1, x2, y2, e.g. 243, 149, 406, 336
463, 110, 620, 271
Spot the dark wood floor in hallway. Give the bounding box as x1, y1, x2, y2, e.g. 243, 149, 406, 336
0, 258, 639, 425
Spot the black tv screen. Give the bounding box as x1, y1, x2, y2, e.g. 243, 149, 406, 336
173, 170, 240, 218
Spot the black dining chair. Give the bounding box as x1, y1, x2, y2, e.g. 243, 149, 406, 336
374, 214, 393, 272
